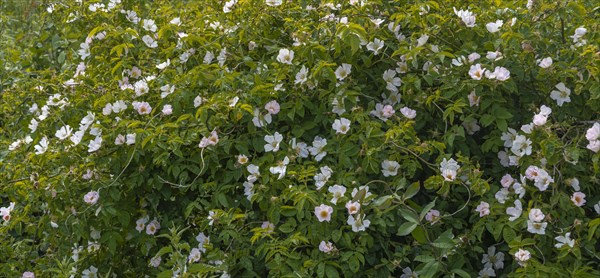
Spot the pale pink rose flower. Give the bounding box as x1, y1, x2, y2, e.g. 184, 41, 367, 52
571, 192, 586, 207
476, 201, 490, 217
315, 204, 333, 222
83, 191, 99, 205
265, 100, 280, 115
425, 209, 440, 224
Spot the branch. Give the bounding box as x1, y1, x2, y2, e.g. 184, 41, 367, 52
159, 147, 207, 189
445, 182, 471, 217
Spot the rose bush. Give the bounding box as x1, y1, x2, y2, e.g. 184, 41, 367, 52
1, 0, 599, 277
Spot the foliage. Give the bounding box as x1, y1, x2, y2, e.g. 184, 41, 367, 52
1, 0, 599, 277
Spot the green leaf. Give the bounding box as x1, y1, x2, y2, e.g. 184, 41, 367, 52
399, 209, 420, 224
397, 222, 417, 236
117, 212, 130, 227
411, 226, 428, 244
495, 118, 508, 131
503, 226, 516, 243
268, 207, 280, 225
414, 255, 435, 263
317, 262, 325, 278
348, 33, 361, 55
188, 263, 220, 274
332, 230, 342, 242
588, 218, 600, 241
567, 2, 586, 16
424, 175, 443, 190
481, 137, 501, 153
418, 261, 439, 277
348, 255, 360, 273
109, 187, 121, 201
487, 223, 504, 241
142, 133, 155, 149
101, 231, 123, 255
87, 26, 105, 40
185, 202, 201, 218
432, 235, 455, 249
420, 199, 436, 221
280, 206, 297, 217
451, 269, 471, 278
403, 182, 420, 199
157, 270, 173, 278
279, 222, 296, 233
480, 114, 495, 127
352, 188, 367, 202
216, 193, 229, 207
372, 195, 393, 210
325, 265, 339, 278
494, 108, 513, 119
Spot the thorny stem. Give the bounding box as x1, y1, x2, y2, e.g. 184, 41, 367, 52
445, 182, 471, 217
583, 246, 600, 261
533, 244, 546, 264
431, 101, 448, 134
4, 172, 61, 185
388, 141, 438, 171
159, 147, 207, 188
363, 179, 393, 194
560, 17, 566, 44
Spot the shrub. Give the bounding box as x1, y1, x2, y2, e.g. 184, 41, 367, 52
1, 0, 599, 277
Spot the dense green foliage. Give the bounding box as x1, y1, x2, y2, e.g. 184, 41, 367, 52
1, 0, 599, 277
